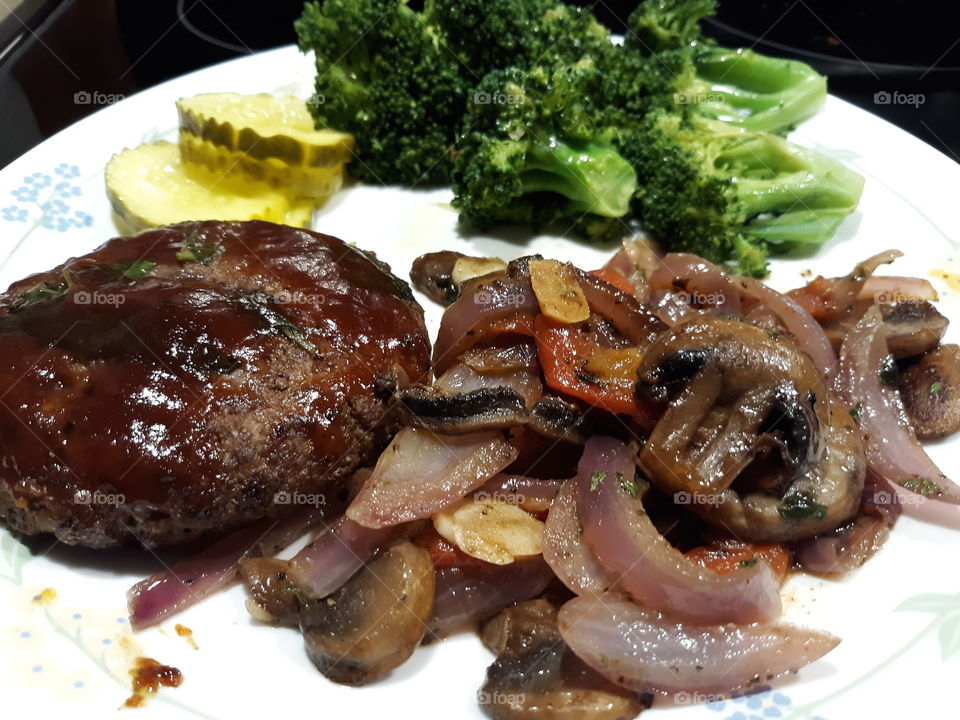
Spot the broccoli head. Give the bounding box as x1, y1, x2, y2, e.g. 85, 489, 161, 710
295, 0, 467, 185
626, 0, 716, 53
452, 61, 637, 237
621, 112, 864, 277
425, 0, 610, 80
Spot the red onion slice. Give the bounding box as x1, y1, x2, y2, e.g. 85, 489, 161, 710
736, 276, 837, 376
346, 427, 518, 528
435, 361, 543, 408
648, 253, 742, 315
433, 277, 538, 374
287, 515, 396, 600
479, 473, 561, 513
429, 558, 553, 638
128, 511, 319, 630
559, 594, 839, 695
542, 477, 619, 596
836, 305, 960, 526
860, 276, 938, 304
576, 436, 781, 624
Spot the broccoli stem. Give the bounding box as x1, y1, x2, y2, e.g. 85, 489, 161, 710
521, 138, 638, 218
689, 48, 827, 134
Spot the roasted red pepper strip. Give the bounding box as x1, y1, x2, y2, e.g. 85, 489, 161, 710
685, 542, 790, 581
533, 315, 645, 416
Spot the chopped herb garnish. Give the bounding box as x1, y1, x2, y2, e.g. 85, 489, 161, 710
618, 472, 640, 498
173, 239, 222, 265
738, 557, 758, 568
110, 259, 156, 280
849, 401, 863, 425
238, 293, 319, 356
930, 381, 943, 395
590, 471, 606, 491
9, 281, 68, 312
878, 357, 900, 387
778, 491, 828, 521
899, 477, 944, 497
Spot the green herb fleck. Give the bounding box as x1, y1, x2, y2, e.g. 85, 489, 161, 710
930, 381, 943, 395
110, 259, 156, 280
849, 401, 863, 425
618, 472, 640, 498
778, 491, 828, 521
9, 281, 68, 312
738, 557, 758, 568
238, 293, 319, 356
899, 477, 944, 497
173, 239, 222, 265
590, 471, 606, 491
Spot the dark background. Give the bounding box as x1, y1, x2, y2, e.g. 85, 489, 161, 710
1, 0, 958, 169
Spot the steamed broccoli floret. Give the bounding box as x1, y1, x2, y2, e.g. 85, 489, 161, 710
626, 0, 716, 52
295, 0, 467, 185
621, 112, 864, 277
425, 0, 610, 79
452, 62, 637, 236
623, 0, 827, 135
686, 48, 827, 134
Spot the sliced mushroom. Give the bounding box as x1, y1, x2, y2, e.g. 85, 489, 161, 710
901, 344, 960, 439
637, 317, 865, 541
398, 384, 593, 444
478, 599, 649, 720
410, 251, 467, 305
299, 542, 435, 685
824, 300, 948, 359
239, 557, 300, 626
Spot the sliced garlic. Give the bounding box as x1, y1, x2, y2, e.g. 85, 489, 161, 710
433, 498, 544, 565
452, 256, 508, 288
528, 258, 589, 324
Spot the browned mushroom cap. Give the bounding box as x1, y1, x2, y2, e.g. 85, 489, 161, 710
299, 541, 435, 685
478, 599, 649, 720
239, 557, 301, 626
410, 251, 467, 304
901, 344, 960, 439
637, 317, 865, 542
824, 301, 948, 359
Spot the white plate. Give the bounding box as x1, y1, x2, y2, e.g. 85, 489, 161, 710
2, 45, 960, 720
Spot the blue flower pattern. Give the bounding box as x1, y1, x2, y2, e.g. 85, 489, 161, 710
3, 163, 92, 233
706, 686, 827, 720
